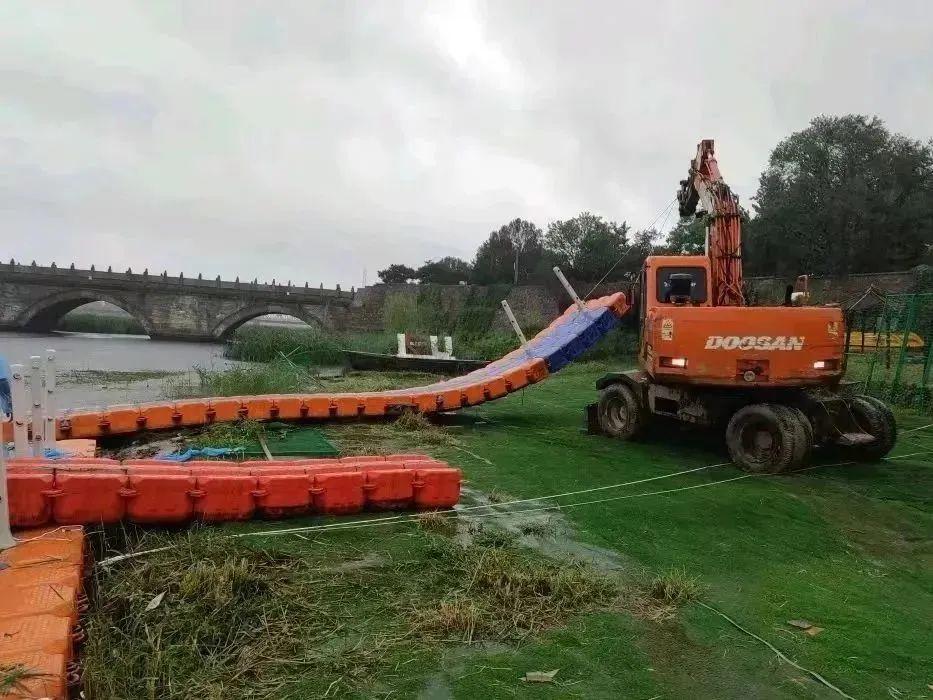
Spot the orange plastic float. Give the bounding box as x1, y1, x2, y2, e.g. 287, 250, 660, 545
0, 526, 86, 700
5, 455, 462, 527
0, 293, 629, 445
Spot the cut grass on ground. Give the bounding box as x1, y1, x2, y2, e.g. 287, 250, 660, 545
86, 360, 932, 699
84, 525, 653, 700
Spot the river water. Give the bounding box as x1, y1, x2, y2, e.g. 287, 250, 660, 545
0, 330, 233, 409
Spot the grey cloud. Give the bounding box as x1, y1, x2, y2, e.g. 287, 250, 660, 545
1, 1, 930, 288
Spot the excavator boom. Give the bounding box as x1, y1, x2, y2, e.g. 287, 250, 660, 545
676, 139, 745, 307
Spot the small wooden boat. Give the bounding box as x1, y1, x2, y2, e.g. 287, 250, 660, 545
345, 350, 488, 375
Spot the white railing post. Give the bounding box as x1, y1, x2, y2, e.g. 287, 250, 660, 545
0, 437, 15, 549
43, 350, 56, 451
10, 364, 29, 456
29, 356, 44, 457
500, 300, 528, 347
396, 333, 407, 357
552, 266, 586, 312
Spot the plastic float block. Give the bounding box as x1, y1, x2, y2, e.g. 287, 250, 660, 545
59, 411, 104, 439
333, 395, 362, 418
311, 471, 365, 514
248, 465, 310, 476
460, 383, 486, 407
0, 651, 67, 700
351, 460, 404, 472
273, 396, 304, 420
0, 582, 78, 621
362, 395, 390, 417
0, 528, 84, 569
437, 388, 464, 411
304, 396, 330, 419
190, 471, 257, 521
305, 463, 358, 476
254, 473, 312, 518
412, 468, 462, 509
7, 472, 54, 528
203, 397, 240, 423
483, 377, 509, 400
340, 455, 385, 464
104, 405, 141, 435
244, 397, 274, 420
174, 399, 210, 426
1, 564, 82, 592
51, 471, 127, 525
123, 471, 196, 524
0, 614, 74, 656
363, 468, 414, 510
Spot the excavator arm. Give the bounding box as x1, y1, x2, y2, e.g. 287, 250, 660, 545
676, 139, 745, 307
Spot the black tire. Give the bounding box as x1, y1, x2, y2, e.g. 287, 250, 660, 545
847, 395, 897, 461
787, 407, 815, 469
597, 383, 647, 440
725, 403, 809, 473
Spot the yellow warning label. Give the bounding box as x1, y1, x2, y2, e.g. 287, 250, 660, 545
661, 318, 674, 341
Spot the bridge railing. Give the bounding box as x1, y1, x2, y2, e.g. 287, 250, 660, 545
1, 260, 355, 300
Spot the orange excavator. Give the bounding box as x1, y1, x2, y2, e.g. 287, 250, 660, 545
593, 140, 897, 472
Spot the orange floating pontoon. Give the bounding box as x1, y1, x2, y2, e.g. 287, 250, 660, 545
6, 456, 461, 528
0, 293, 630, 444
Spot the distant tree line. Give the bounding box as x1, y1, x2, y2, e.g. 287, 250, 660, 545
379, 115, 933, 285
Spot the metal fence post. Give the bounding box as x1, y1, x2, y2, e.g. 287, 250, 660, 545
43, 349, 57, 451
890, 294, 918, 401
0, 436, 15, 549
10, 364, 29, 456
29, 356, 44, 456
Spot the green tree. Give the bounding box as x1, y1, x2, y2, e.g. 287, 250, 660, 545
473, 218, 544, 284
749, 114, 933, 277
545, 212, 630, 280
377, 264, 417, 284
416, 256, 473, 284
665, 216, 706, 255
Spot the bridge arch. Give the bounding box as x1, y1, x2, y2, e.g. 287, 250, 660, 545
212, 303, 326, 339
15, 289, 156, 336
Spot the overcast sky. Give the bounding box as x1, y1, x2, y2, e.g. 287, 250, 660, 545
2, 1, 931, 288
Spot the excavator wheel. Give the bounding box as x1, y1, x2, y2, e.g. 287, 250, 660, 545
597, 383, 647, 440
726, 403, 812, 473
846, 395, 897, 461
787, 407, 815, 469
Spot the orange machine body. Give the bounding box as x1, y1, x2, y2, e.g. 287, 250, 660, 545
639, 255, 844, 388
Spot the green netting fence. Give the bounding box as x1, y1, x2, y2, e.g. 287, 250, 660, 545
844, 292, 933, 412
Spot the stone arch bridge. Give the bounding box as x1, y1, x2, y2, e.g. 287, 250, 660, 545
0, 262, 355, 340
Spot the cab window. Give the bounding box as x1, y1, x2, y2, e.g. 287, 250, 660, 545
657, 266, 707, 304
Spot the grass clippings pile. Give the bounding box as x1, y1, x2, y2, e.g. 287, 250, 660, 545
83, 521, 666, 700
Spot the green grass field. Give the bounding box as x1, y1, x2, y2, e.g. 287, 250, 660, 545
85, 362, 933, 699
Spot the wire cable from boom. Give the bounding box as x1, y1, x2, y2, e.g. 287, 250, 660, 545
584, 196, 677, 300
234, 451, 931, 540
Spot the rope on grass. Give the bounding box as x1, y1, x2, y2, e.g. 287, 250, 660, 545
95, 458, 728, 565
236, 451, 932, 539
697, 601, 856, 700
94, 451, 932, 566
232, 451, 930, 539
234, 461, 730, 539
901, 422, 933, 434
